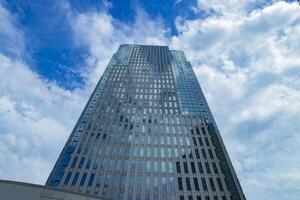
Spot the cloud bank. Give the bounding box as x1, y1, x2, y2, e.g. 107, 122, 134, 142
0, 1, 299, 199
171, 1, 300, 199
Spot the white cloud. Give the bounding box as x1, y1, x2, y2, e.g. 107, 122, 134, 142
0, 2, 88, 183
0, 2, 24, 57
196, 0, 276, 16
72, 7, 168, 86
171, 1, 300, 199
0, 52, 87, 183
232, 83, 300, 122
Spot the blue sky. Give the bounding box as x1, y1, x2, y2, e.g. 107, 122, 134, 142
0, 0, 300, 199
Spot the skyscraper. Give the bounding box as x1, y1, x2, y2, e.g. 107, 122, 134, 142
46, 44, 245, 200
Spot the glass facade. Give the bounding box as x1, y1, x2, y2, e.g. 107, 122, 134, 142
46, 44, 245, 200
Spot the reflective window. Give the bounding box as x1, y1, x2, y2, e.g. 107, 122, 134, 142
178, 177, 183, 191
88, 173, 95, 186
72, 172, 79, 186
201, 178, 208, 191
64, 172, 72, 186
185, 177, 191, 191
80, 173, 87, 186
193, 177, 199, 191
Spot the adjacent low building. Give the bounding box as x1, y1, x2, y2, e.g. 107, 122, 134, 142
0, 179, 108, 200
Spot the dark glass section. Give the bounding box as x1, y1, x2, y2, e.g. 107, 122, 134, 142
208, 123, 246, 200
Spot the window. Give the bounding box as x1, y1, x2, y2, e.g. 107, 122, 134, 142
96, 175, 102, 187
72, 172, 79, 186
191, 129, 194, 135
205, 137, 210, 146
195, 149, 200, 159
169, 161, 173, 173
192, 137, 197, 145
209, 178, 216, 191
78, 157, 85, 168
146, 161, 151, 172
191, 162, 196, 173
88, 173, 95, 186
154, 161, 158, 173
193, 177, 200, 191
161, 161, 166, 173
198, 162, 204, 173
196, 127, 200, 135
178, 177, 183, 190
162, 177, 167, 191
176, 162, 181, 173
93, 158, 99, 169
217, 178, 224, 191
201, 178, 208, 191
137, 176, 143, 191
208, 149, 214, 159
86, 157, 92, 169
146, 176, 150, 190
202, 149, 207, 159
154, 176, 158, 188
201, 127, 206, 135
104, 175, 110, 189
212, 162, 218, 174
71, 157, 78, 168
186, 177, 191, 191
184, 162, 188, 173
205, 162, 211, 174
170, 177, 175, 193
198, 137, 203, 146
64, 172, 72, 185
80, 173, 87, 186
